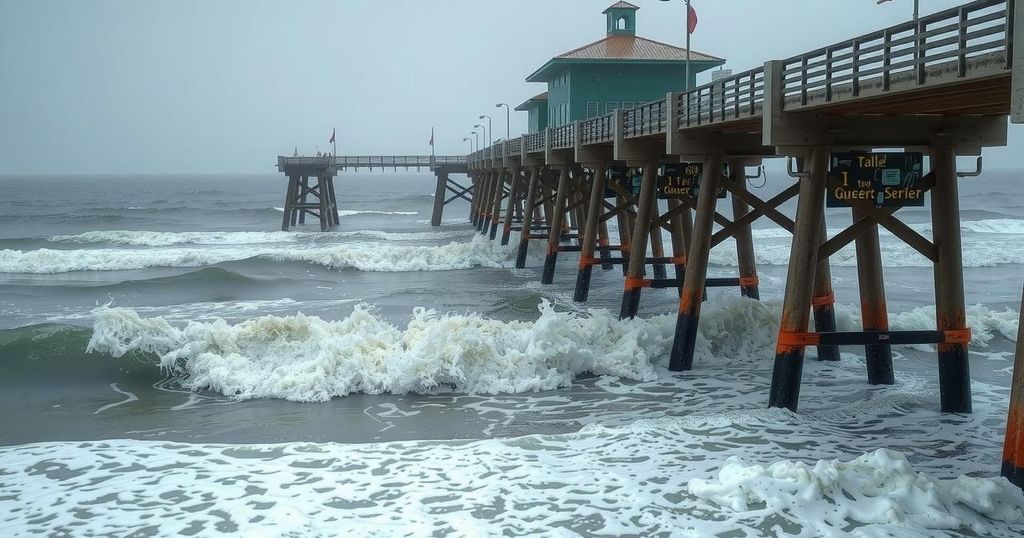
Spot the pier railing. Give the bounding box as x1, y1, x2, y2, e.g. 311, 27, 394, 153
469, 0, 1013, 165
551, 124, 575, 150
581, 114, 615, 144
781, 0, 1010, 107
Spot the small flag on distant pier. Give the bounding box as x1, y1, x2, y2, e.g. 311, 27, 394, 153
687, 3, 698, 34
429, 128, 434, 147
329, 128, 336, 144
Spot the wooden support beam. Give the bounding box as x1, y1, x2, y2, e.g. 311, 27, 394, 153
515, 167, 542, 269
281, 175, 299, 232
542, 167, 572, 284
1002, 285, 1024, 488
574, 163, 608, 302
669, 152, 725, 371
730, 161, 761, 300
620, 161, 658, 319
769, 146, 829, 411
489, 169, 507, 240
931, 145, 972, 413
853, 203, 895, 385
501, 169, 524, 245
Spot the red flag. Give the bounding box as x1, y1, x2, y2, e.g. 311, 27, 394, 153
687, 4, 698, 34
429, 128, 434, 147
329, 128, 335, 144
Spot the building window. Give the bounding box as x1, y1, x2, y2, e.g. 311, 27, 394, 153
605, 101, 620, 114
617, 17, 627, 30
621, 101, 635, 110
586, 101, 599, 118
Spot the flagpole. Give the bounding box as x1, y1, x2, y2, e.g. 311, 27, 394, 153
685, 0, 691, 91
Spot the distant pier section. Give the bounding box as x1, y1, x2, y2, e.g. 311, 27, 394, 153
277, 155, 470, 230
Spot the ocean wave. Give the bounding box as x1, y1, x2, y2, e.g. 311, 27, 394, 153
273, 208, 418, 217
749, 218, 1024, 240
0, 236, 511, 274
709, 235, 1024, 267
82, 296, 1019, 403
47, 229, 464, 247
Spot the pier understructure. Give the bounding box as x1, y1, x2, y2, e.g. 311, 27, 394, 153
274, 0, 1024, 488
465, 0, 1017, 421
277, 155, 469, 230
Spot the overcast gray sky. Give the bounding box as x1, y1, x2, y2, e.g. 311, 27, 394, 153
1, 0, 1020, 174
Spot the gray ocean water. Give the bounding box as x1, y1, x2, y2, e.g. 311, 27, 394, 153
1, 170, 1023, 536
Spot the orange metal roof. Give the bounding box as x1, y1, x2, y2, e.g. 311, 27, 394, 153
557, 35, 723, 63
514, 92, 548, 111
526, 34, 724, 82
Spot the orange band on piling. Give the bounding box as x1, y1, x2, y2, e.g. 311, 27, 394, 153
777, 331, 822, 347
671, 255, 688, 265
625, 277, 652, 291
1005, 406, 1024, 468
812, 292, 836, 307
598, 238, 610, 247
739, 276, 760, 288
679, 288, 700, 314
578, 256, 598, 269
943, 328, 972, 345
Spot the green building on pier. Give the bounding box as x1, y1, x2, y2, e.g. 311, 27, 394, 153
516, 1, 725, 133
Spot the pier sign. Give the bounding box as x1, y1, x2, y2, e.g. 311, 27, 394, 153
827, 152, 925, 208
657, 163, 727, 200
604, 167, 629, 199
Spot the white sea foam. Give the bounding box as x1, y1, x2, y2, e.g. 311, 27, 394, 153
86, 300, 674, 401
832, 303, 1020, 347
2, 424, 1022, 537
273, 207, 418, 216
84, 296, 1018, 403
0, 236, 511, 274
690, 448, 1024, 537
338, 209, 418, 216
706, 234, 1024, 267
48, 229, 464, 246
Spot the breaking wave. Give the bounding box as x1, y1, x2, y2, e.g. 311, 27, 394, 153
0, 236, 511, 274
47, 229, 465, 246
83, 297, 1018, 402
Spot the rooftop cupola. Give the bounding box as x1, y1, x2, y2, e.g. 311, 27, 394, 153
603, 1, 639, 36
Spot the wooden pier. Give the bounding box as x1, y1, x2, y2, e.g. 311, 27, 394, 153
277, 155, 469, 230
276, 0, 1024, 487
463, 0, 1017, 412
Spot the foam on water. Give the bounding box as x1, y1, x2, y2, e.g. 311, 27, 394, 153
48, 229, 465, 246
0, 236, 510, 274
689, 448, 1024, 537
86, 300, 674, 401
2, 416, 1022, 537
84, 297, 1017, 403
273, 207, 418, 217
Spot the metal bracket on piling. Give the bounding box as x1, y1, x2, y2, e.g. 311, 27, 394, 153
956, 156, 983, 178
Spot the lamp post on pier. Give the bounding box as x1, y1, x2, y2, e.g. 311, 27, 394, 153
479, 115, 494, 144
876, 0, 919, 20
474, 123, 488, 149
471, 130, 480, 152
495, 104, 510, 141
463, 137, 473, 153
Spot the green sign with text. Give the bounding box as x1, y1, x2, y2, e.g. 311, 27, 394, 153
827, 152, 925, 208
